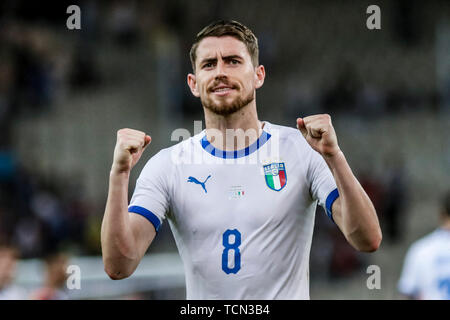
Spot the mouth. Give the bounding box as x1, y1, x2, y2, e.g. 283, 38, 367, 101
210, 85, 236, 96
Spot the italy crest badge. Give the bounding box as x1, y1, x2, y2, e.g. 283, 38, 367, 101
263, 162, 287, 191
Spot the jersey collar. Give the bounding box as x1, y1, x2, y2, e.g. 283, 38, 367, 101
200, 122, 271, 159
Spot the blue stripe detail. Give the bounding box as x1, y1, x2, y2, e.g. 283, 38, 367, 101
128, 206, 161, 232
325, 188, 339, 223
200, 131, 271, 159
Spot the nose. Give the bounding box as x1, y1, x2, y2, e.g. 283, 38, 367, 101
214, 59, 227, 78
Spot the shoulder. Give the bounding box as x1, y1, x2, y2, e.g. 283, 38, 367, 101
406, 229, 445, 260
265, 121, 310, 151
266, 121, 322, 170
140, 132, 204, 170
266, 121, 301, 139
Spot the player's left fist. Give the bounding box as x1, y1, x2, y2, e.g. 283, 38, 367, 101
296, 114, 341, 158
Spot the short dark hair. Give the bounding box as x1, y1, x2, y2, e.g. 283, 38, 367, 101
189, 20, 259, 72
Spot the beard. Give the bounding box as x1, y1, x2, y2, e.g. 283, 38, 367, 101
201, 87, 255, 116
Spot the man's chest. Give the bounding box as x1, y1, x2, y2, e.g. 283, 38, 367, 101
170, 159, 311, 233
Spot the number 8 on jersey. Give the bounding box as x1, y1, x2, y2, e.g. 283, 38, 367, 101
222, 229, 241, 274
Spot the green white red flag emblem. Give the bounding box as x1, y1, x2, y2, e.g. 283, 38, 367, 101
263, 162, 287, 191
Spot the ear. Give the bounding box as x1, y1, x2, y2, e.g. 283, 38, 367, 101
254, 65, 265, 89
187, 73, 200, 97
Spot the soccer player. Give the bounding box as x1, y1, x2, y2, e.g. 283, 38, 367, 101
397, 191, 450, 300
101, 20, 382, 299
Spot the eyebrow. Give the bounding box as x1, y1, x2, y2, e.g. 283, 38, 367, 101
199, 55, 243, 66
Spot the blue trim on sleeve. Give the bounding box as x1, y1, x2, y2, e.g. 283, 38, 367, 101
325, 188, 339, 223
128, 206, 161, 232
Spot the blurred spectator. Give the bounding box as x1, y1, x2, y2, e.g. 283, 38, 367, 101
309, 207, 334, 280
64, 186, 90, 252
355, 83, 386, 117
150, 13, 184, 131
31, 189, 68, 252
107, 0, 139, 47
328, 228, 364, 280
0, 150, 16, 182
397, 191, 450, 300
13, 216, 44, 258
285, 76, 321, 118
359, 168, 386, 219
382, 157, 407, 243
30, 252, 69, 300
392, 0, 421, 47
0, 243, 27, 299
0, 55, 15, 147
322, 61, 362, 114
69, 43, 101, 90
8, 25, 56, 113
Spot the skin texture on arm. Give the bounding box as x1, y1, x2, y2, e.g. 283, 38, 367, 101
297, 115, 382, 252
101, 129, 156, 279
328, 153, 382, 252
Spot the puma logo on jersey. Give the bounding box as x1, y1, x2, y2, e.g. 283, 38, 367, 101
187, 175, 211, 193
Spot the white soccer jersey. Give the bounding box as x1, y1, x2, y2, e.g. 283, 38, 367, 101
398, 228, 450, 300
129, 121, 339, 299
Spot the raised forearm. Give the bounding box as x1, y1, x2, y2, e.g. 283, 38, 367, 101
101, 129, 152, 279
101, 170, 140, 279
325, 151, 382, 252
297, 115, 382, 252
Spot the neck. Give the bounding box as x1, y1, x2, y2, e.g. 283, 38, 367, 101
203, 100, 263, 151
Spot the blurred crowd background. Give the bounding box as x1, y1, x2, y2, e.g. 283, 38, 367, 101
0, 0, 449, 299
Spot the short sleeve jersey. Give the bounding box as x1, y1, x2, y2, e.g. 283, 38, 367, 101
129, 121, 339, 299
398, 228, 450, 300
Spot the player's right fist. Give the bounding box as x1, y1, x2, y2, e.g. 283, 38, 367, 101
112, 128, 151, 174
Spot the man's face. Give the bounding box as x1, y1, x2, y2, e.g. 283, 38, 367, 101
188, 36, 265, 116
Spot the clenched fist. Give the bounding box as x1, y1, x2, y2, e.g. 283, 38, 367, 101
296, 114, 341, 158
112, 128, 151, 174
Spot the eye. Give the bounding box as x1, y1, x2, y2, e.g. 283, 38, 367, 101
203, 62, 214, 69
230, 59, 240, 64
